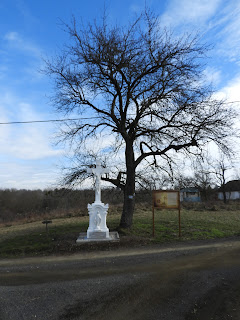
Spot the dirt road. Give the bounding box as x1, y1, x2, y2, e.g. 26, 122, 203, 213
0, 238, 240, 319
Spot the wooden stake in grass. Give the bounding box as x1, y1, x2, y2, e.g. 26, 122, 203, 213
42, 220, 52, 234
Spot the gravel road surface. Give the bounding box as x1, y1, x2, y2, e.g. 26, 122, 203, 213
0, 238, 240, 319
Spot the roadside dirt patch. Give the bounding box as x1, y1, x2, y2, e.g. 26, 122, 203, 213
186, 279, 240, 320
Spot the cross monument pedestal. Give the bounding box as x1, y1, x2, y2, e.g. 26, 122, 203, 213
76, 159, 119, 243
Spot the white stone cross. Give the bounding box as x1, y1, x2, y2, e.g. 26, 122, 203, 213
87, 159, 109, 203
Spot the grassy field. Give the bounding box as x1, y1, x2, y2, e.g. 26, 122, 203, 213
0, 203, 240, 258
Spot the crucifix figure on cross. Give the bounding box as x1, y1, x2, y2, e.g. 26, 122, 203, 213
87, 159, 109, 203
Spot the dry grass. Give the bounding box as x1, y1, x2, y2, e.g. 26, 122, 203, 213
130, 203, 240, 241
0, 202, 239, 257
0, 216, 89, 242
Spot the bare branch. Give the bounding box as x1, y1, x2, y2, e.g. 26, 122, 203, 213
44, 9, 238, 228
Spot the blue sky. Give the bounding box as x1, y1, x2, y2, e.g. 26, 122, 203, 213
0, 0, 240, 189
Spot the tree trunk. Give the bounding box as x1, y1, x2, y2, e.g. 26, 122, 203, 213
120, 141, 135, 229
222, 184, 227, 204
221, 170, 227, 204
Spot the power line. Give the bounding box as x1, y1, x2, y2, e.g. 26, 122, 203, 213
0, 100, 238, 125
0, 117, 100, 125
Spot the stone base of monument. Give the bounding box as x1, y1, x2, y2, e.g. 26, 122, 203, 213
76, 231, 120, 243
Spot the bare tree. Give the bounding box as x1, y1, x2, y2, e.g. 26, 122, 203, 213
171, 173, 194, 190
192, 151, 235, 203
212, 154, 233, 203
191, 156, 215, 201
45, 10, 237, 228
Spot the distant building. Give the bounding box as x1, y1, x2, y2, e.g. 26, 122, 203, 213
218, 180, 240, 200
180, 188, 201, 202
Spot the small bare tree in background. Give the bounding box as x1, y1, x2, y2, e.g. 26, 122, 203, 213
192, 156, 215, 201
212, 154, 233, 203
191, 151, 236, 203
45, 10, 237, 228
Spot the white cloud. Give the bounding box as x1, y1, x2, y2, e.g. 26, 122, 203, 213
0, 92, 63, 160
203, 66, 222, 87
130, 3, 144, 14
158, 0, 240, 65
213, 2, 240, 63
160, 0, 221, 28
215, 75, 240, 102
0, 90, 64, 189
4, 31, 20, 42
0, 162, 59, 190
8, 127, 62, 160
4, 31, 42, 57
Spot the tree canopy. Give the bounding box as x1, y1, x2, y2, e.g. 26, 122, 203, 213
45, 10, 237, 228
